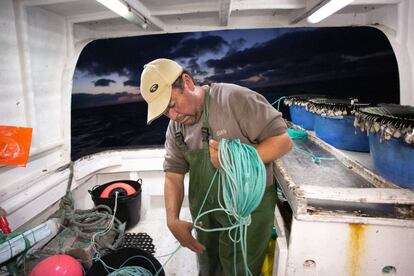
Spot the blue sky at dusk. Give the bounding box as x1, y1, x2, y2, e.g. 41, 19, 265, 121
73, 29, 290, 94
71, 26, 400, 159
72, 27, 399, 109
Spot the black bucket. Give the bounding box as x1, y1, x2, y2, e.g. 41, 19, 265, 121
86, 247, 165, 276
88, 179, 142, 229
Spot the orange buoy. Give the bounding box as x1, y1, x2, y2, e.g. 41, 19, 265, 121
100, 182, 136, 198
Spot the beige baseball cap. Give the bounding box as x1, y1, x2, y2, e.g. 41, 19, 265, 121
140, 58, 183, 124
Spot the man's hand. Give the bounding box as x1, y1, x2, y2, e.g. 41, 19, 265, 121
209, 139, 220, 169
167, 219, 205, 253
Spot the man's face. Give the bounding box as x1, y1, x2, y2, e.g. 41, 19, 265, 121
163, 87, 203, 125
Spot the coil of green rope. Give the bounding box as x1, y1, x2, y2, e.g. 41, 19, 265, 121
97, 254, 156, 276
194, 139, 266, 276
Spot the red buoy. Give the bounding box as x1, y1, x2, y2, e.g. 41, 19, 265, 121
29, 255, 83, 276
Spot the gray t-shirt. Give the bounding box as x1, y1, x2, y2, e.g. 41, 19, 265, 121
163, 83, 287, 186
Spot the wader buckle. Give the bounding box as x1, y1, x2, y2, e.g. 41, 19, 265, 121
175, 132, 186, 146
201, 127, 210, 142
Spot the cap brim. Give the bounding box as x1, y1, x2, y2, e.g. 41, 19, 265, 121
146, 85, 172, 125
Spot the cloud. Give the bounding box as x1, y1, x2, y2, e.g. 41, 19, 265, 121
226, 38, 246, 55
187, 58, 208, 77
204, 27, 396, 86
123, 79, 139, 86
340, 51, 393, 62
116, 93, 141, 103
72, 92, 142, 109
76, 33, 192, 80
93, 78, 116, 87
76, 33, 229, 87
207, 28, 391, 72
241, 74, 267, 83
171, 35, 229, 58
75, 27, 397, 104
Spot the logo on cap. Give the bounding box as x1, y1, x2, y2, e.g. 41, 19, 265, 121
150, 84, 159, 93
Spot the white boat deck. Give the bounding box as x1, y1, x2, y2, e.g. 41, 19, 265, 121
128, 196, 198, 275
62, 151, 199, 275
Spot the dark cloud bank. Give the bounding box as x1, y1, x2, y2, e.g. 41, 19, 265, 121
74, 26, 399, 108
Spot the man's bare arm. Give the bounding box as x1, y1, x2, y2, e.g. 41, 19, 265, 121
164, 171, 205, 253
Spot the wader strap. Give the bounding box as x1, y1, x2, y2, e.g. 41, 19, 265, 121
175, 123, 188, 151
201, 87, 211, 144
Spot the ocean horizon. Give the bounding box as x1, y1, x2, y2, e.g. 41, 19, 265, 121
71, 74, 399, 160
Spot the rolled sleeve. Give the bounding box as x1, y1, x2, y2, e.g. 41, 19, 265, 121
163, 121, 189, 174
235, 91, 287, 143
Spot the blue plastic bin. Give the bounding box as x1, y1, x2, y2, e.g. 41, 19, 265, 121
289, 105, 315, 130
314, 115, 369, 152
369, 132, 414, 188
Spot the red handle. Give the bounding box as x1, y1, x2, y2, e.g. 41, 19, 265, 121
0, 216, 11, 234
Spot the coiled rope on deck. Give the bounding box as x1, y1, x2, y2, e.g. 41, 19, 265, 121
102, 254, 156, 276
91, 241, 178, 276
194, 139, 266, 276
287, 127, 335, 164
91, 190, 176, 276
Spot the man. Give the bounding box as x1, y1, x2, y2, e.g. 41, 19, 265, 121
140, 58, 292, 275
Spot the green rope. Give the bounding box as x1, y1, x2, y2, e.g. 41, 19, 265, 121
293, 147, 335, 164
271, 96, 286, 111
0, 232, 21, 243
193, 139, 266, 276
286, 127, 335, 164
52, 163, 124, 240
91, 244, 181, 276
0, 230, 32, 276
287, 128, 308, 140
13, 163, 126, 275
99, 254, 156, 276
51, 163, 125, 249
